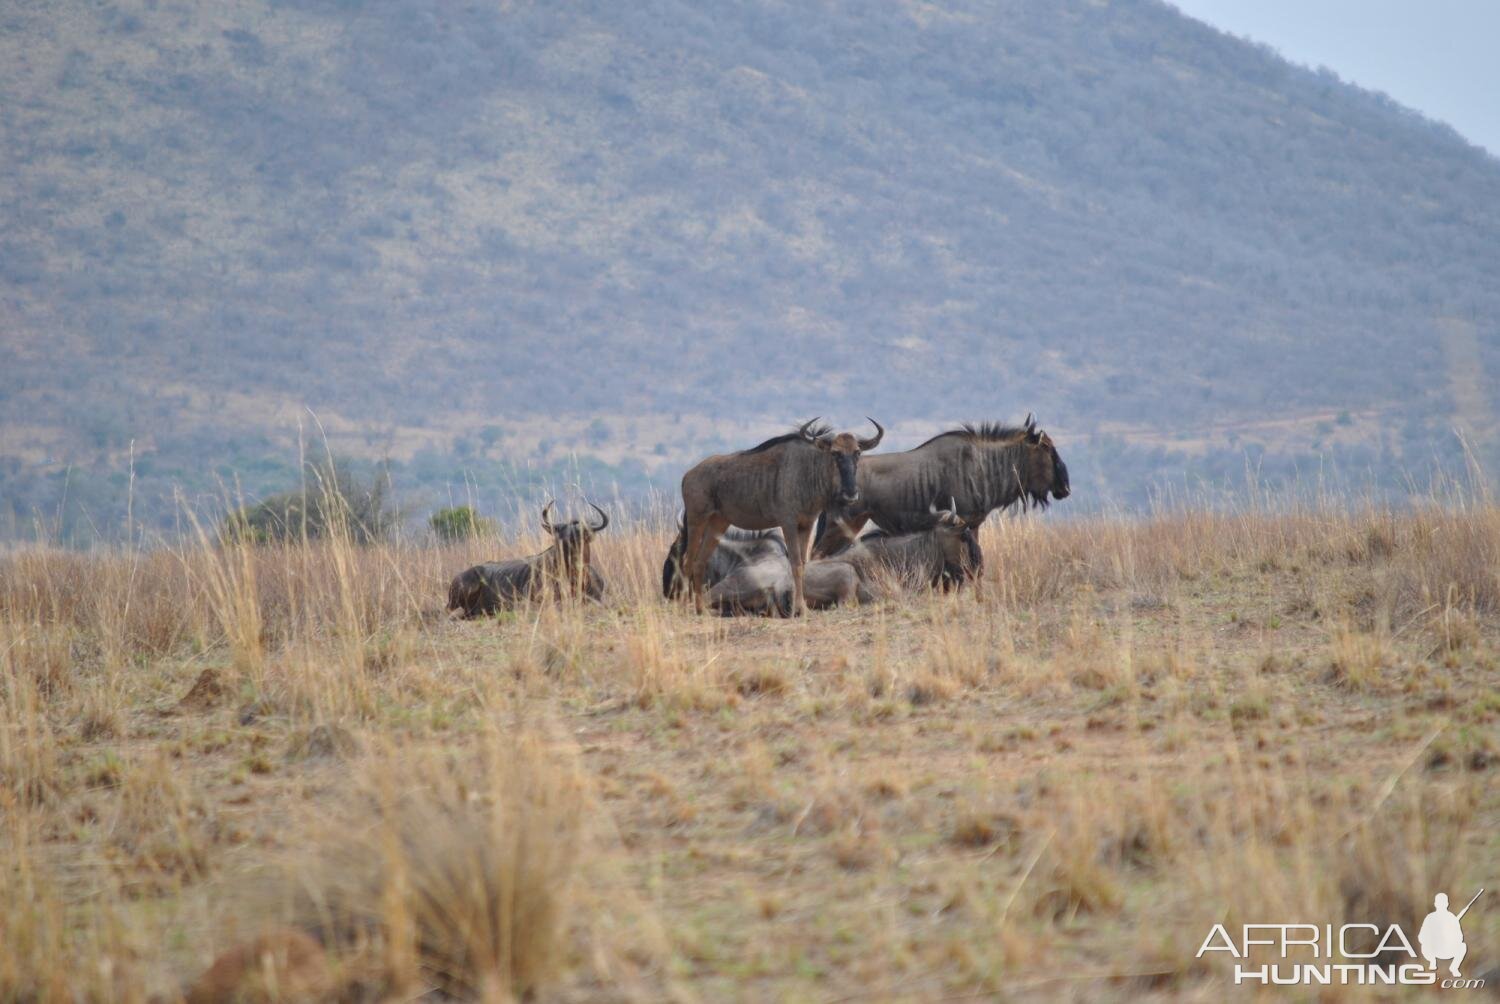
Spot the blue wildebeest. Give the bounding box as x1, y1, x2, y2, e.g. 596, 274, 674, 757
812, 416, 1069, 567
663, 503, 975, 614
447, 501, 608, 617
815, 502, 981, 593
664, 525, 873, 614
663, 526, 793, 616
680, 418, 884, 615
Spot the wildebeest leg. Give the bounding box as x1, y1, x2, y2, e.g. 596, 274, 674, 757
685, 515, 728, 615
784, 518, 812, 615
813, 510, 872, 558
964, 512, 987, 600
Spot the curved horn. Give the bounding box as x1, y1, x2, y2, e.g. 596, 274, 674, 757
857, 417, 885, 451
586, 500, 609, 532
798, 417, 823, 441
929, 497, 960, 525
539, 500, 556, 533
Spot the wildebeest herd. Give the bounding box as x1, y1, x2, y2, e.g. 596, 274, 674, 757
447, 417, 1069, 618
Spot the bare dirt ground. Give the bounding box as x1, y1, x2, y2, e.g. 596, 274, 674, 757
2, 505, 1497, 1001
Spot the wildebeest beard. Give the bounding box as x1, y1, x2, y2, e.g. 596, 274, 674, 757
1024, 453, 1069, 509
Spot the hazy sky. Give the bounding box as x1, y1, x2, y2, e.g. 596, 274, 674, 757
1170, 0, 1500, 156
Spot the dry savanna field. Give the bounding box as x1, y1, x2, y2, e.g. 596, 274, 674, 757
2, 497, 1499, 1001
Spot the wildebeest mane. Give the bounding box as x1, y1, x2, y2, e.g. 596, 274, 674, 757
913, 421, 1029, 450
739, 422, 832, 455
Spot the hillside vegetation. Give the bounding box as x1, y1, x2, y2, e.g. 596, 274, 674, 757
1, 501, 1497, 998
4, 0, 1500, 540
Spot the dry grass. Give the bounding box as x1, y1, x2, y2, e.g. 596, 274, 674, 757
271, 729, 587, 1000
1, 500, 1498, 999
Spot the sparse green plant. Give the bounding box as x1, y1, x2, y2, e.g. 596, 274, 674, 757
429, 505, 495, 542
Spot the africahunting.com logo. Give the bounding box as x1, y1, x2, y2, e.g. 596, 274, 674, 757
1197, 888, 1486, 988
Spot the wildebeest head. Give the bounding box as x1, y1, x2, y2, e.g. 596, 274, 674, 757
804, 417, 883, 505
540, 499, 609, 565
929, 500, 980, 574
1017, 416, 1070, 508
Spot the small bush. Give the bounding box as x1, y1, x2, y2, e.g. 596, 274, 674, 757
224, 459, 400, 545
429, 505, 495, 542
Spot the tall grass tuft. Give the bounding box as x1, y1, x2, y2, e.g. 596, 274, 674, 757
288, 728, 586, 1000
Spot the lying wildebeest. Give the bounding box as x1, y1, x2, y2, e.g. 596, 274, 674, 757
663, 504, 975, 614
812, 415, 1069, 562
680, 417, 884, 615
663, 524, 873, 615
817, 503, 981, 593
447, 501, 608, 617
663, 525, 791, 615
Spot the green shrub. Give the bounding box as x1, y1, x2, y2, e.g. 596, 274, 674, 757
224, 459, 399, 544
429, 505, 495, 542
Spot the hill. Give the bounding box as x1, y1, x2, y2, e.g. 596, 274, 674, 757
4, 0, 1500, 540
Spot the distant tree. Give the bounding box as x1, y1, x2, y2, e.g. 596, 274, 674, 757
429, 505, 494, 542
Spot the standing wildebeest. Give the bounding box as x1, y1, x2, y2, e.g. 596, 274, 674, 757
447, 501, 608, 617
680, 418, 885, 615
812, 416, 1070, 562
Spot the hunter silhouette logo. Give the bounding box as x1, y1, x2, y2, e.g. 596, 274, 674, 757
1197, 887, 1487, 988
1421, 889, 1483, 978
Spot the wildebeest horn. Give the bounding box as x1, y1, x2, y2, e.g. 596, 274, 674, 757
929, 497, 961, 526
798, 417, 823, 441
857, 417, 884, 451
586, 500, 609, 532
539, 500, 556, 533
